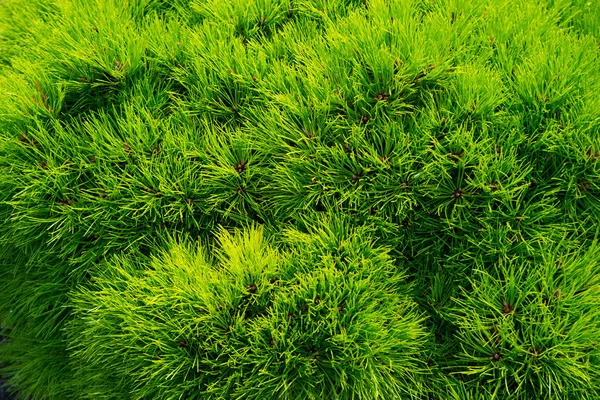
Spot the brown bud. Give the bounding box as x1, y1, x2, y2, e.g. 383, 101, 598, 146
448, 152, 464, 161
502, 300, 514, 315
234, 160, 247, 173
451, 188, 464, 199
374, 92, 390, 101
553, 289, 561, 300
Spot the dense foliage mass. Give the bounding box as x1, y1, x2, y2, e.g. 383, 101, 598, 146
0, 0, 599, 398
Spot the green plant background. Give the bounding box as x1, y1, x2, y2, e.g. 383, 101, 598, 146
0, 0, 599, 398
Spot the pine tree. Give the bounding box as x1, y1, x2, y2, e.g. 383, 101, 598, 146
0, 0, 599, 398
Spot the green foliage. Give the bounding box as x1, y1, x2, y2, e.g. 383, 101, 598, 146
447, 241, 600, 399
68, 223, 428, 399
0, 0, 599, 398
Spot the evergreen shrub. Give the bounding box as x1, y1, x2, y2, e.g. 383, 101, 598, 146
0, 0, 599, 398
